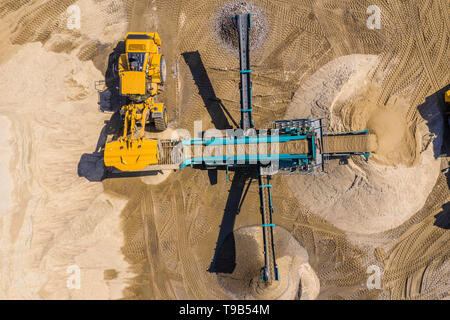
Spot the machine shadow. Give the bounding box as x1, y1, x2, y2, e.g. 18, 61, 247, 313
434, 202, 450, 230
417, 84, 449, 159
417, 84, 450, 191
78, 112, 122, 182
182, 51, 238, 129
101, 41, 127, 112
208, 167, 256, 274
207, 169, 218, 185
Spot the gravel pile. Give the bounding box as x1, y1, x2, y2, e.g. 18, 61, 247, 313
213, 1, 268, 54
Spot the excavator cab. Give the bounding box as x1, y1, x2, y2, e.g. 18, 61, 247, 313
128, 52, 145, 71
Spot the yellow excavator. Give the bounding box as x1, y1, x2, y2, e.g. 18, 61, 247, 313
104, 32, 167, 171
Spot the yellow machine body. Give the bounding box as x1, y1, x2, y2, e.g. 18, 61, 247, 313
104, 99, 162, 171
445, 90, 450, 104
104, 32, 168, 172
120, 71, 146, 95
125, 32, 161, 52
118, 32, 166, 98
104, 138, 160, 171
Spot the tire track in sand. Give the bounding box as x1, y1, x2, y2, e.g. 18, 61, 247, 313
171, 179, 209, 299
140, 190, 175, 299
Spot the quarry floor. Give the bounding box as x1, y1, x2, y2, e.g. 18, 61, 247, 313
0, 0, 449, 299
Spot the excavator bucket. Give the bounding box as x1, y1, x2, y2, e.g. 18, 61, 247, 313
104, 138, 160, 171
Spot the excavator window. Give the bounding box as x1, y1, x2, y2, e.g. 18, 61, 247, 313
128, 53, 145, 72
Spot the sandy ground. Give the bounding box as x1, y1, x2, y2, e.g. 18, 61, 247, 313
217, 226, 319, 300
0, 116, 13, 215
286, 54, 443, 234
0, 0, 448, 300
0, 42, 137, 299
0, 0, 138, 299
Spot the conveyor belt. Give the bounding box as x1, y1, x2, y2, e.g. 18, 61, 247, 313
275, 133, 376, 155
258, 174, 278, 283
235, 14, 254, 131
325, 133, 376, 154
182, 138, 310, 164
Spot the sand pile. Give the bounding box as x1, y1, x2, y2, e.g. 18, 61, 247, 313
0, 0, 136, 299
0, 42, 139, 299
216, 226, 319, 300
285, 54, 442, 234
1, 0, 447, 301
0, 116, 13, 215
213, 1, 268, 54
0, 0, 179, 297
331, 83, 420, 167
0, 0, 128, 68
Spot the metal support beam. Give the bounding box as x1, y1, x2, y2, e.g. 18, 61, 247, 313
258, 173, 278, 282
235, 14, 254, 132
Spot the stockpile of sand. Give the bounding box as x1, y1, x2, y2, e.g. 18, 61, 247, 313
213, 1, 268, 54
216, 226, 319, 300
0, 116, 13, 216
285, 54, 442, 234
1, 0, 446, 301
0, 42, 137, 299
0, 0, 147, 298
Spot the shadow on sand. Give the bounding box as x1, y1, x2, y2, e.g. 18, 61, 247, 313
418, 84, 450, 229
182, 51, 238, 129
417, 85, 449, 158
208, 167, 257, 274
434, 202, 450, 230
